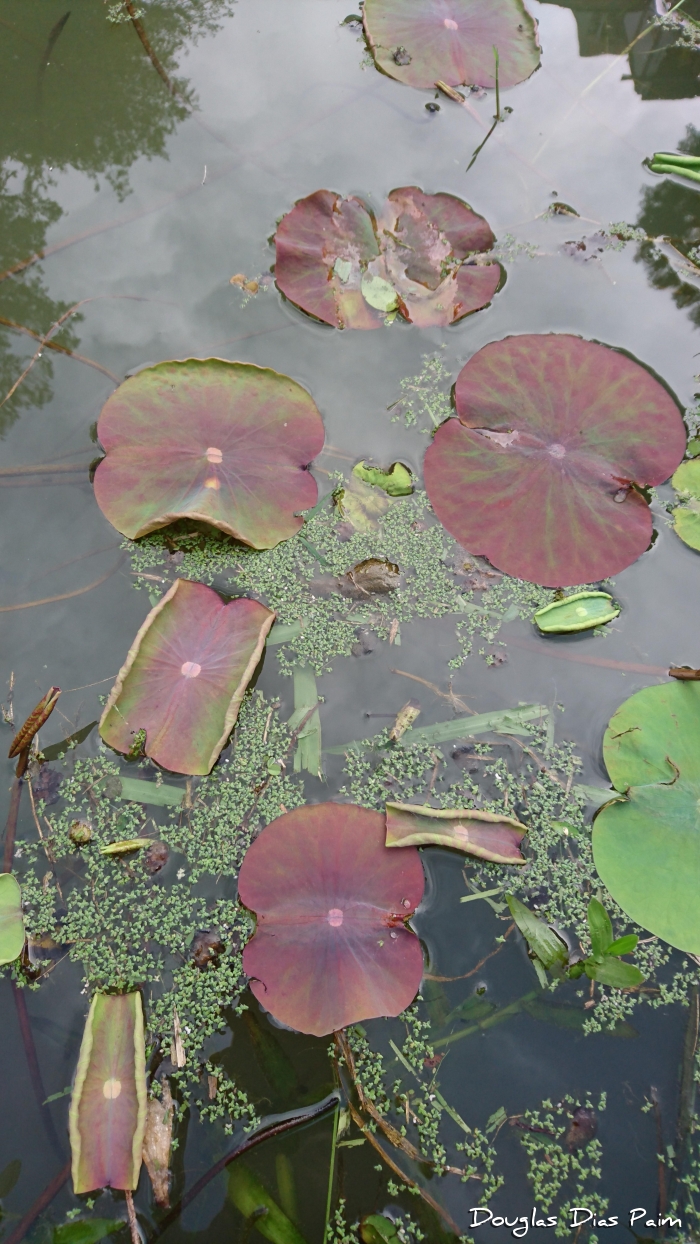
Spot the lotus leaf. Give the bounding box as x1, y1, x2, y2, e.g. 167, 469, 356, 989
593, 680, 700, 952
534, 591, 620, 634
100, 579, 274, 776
239, 803, 425, 1036
274, 187, 500, 330
0, 874, 25, 964
423, 335, 686, 586
69, 992, 147, 1194
362, 0, 540, 89
671, 458, 700, 551
385, 802, 527, 863
93, 359, 325, 548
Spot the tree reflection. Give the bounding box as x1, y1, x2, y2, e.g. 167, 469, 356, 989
541, 0, 700, 98
0, 0, 235, 434
634, 125, 700, 332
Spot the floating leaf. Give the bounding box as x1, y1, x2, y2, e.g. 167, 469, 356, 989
361, 1216, 400, 1244
386, 802, 527, 863
239, 803, 424, 1036
100, 579, 274, 776
534, 591, 620, 634
69, 992, 147, 1194
0, 875, 25, 965
423, 335, 686, 586
389, 700, 421, 742
506, 893, 569, 972
593, 681, 700, 952
338, 557, 400, 596
352, 461, 413, 496
117, 778, 184, 807
53, 1220, 124, 1244
42, 720, 97, 762
0, 1159, 21, 1199
228, 1164, 308, 1244
93, 359, 324, 548
671, 458, 700, 551
585, 956, 644, 988
275, 188, 500, 329
290, 665, 322, 777
326, 702, 548, 753
100, 838, 153, 856
565, 1107, 598, 1152
362, 0, 540, 89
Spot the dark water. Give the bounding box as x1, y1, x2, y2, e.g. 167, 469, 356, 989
2, 1, 700, 1241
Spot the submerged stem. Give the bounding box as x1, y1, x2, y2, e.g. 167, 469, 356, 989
322, 1100, 340, 1243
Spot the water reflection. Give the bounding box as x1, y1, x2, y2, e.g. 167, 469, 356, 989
0, 0, 234, 434
541, 0, 700, 97
635, 125, 700, 330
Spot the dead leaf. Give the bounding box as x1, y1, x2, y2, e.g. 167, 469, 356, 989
338, 558, 400, 597
143, 1078, 173, 1208
669, 666, 700, 680
191, 929, 225, 968
171, 1006, 185, 1068
565, 1106, 597, 1151
390, 700, 421, 742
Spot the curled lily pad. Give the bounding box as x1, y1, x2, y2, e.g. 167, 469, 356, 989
424, 335, 686, 586
592, 681, 700, 952
93, 359, 325, 548
534, 591, 620, 634
239, 803, 425, 1036
275, 187, 500, 330
353, 461, 413, 496
362, 0, 540, 90
0, 874, 25, 965
671, 459, 700, 551
69, 992, 147, 1194
100, 579, 274, 776
385, 802, 527, 863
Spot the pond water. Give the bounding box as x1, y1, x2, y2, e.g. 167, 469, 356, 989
3, 2, 700, 1242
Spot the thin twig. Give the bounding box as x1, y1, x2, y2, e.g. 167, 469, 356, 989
425, 923, 515, 981
390, 668, 475, 714
0, 555, 124, 612
0, 300, 90, 410
125, 1190, 140, 1244
0, 316, 117, 381
3, 779, 22, 871
124, 1, 190, 105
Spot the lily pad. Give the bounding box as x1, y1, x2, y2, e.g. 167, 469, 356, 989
0, 874, 25, 965
671, 458, 700, 551
239, 803, 425, 1036
100, 579, 274, 776
362, 0, 541, 90
274, 187, 500, 330
423, 334, 686, 586
69, 992, 147, 1194
93, 359, 325, 548
593, 681, 700, 952
385, 802, 527, 863
534, 591, 620, 634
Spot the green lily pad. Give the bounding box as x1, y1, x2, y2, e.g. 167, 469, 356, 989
352, 461, 413, 496
534, 591, 620, 634
672, 458, 700, 552
360, 272, 398, 312
593, 681, 700, 952
0, 874, 25, 965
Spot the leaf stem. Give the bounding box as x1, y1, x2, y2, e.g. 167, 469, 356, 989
322, 1100, 340, 1243
493, 45, 500, 121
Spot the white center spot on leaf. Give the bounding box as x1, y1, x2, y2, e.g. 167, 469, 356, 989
548, 443, 566, 459
205, 447, 223, 463
444, 17, 458, 28
181, 661, 202, 679
103, 1078, 122, 1100
575, 606, 588, 617
204, 477, 221, 490
327, 908, 344, 927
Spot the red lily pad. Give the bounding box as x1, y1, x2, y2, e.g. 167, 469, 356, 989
100, 579, 274, 776
385, 802, 527, 863
69, 992, 147, 1194
363, 0, 541, 90
93, 359, 325, 548
423, 334, 686, 586
274, 187, 500, 330
239, 803, 425, 1036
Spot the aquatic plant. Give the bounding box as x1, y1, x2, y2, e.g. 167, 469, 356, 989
275, 187, 501, 329
93, 359, 325, 548
239, 803, 425, 1035
424, 333, 686, 586
100, 578, 275, 775
361, 0, 540, 89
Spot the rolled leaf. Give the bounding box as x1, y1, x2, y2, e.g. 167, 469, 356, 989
100, 579, 274, 775
386, 802, 527, 863
69, 992, 147, 1194
142, 1078, 173, 1208
534, 591, 619, 634
8, 687, 60, 757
